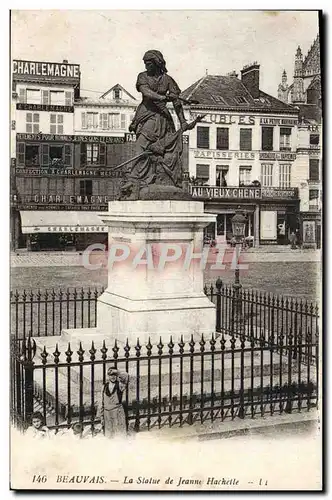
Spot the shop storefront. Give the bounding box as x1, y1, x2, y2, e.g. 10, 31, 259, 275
19, 211, 108, 251
190, 184, 299, 247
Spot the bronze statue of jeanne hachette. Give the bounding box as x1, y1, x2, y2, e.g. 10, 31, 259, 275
119, 50, 204, 200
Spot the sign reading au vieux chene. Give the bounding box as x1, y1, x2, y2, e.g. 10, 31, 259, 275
191, 186, 261, 200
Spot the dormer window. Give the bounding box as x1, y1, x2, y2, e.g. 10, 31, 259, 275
114, 89, 121, 99
258, 96, 271, 105
211, 95, 226, 104
235, 96, 248, 104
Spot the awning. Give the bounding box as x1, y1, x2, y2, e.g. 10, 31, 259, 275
20, 211, 107, 234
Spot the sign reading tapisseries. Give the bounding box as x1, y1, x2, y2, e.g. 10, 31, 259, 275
12, 60, 80, 80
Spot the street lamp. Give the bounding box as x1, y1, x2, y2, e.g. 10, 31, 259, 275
231, 209, 247, 333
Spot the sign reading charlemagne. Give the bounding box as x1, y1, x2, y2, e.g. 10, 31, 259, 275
12, 60, 80, 80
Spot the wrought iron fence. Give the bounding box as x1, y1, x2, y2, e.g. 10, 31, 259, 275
206, 281, 319, 360
10, 287, 105, 340
10, 328, 319, 434
11, 283, 319, 351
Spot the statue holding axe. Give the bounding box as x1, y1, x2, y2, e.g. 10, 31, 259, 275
119, 49, 205, 200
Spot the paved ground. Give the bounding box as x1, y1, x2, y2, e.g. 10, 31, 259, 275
11, 248, 321, 267
10, 249, 321, 302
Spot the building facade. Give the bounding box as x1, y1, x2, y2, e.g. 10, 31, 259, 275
182, 64, 300, 246
11, 61, 139, 251
277, 35, 322, 248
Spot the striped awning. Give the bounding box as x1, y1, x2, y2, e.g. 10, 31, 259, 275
20, 211, 107, 234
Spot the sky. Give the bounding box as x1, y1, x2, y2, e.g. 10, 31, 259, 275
11, 10, 319, 100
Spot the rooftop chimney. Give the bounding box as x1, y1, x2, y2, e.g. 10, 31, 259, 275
227, 70, 238, 78
240, 62, 260, 99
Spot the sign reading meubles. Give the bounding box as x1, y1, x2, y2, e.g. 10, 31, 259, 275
12, 60, 80, 80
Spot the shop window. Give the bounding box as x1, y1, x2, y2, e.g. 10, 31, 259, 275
280, 127, 291, 150
216, 128, 229, 150
239, 166, 251, 186
50, 90, 65, 106
49, 145, 64, 167
195, 164, 210, 184
197, 127, 210, 149
26, 113, 40, 133
25, 144, 40, 166
309, 159, 319, 181
261, 163, 273, 187
81, 143, 106, 166
309, 189, 320, 209
239, 129, 252, 151
216, 166, 229, 186
310, 134, 320, 146
26, 89, 41, 104
80, 180, 93, 196
50, 114, 64, 134
261, 127, 274, 151
279, 164, 291, 188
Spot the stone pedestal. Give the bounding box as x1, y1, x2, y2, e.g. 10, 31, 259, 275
94, 200, 216, 344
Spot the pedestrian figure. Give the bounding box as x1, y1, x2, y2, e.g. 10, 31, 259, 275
289, 231, 297, 249
98, 367, 129, 438
25, 411, 50, 439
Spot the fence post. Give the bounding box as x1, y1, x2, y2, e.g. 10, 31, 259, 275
216, 278, 223, 333
23, 335, 36, 427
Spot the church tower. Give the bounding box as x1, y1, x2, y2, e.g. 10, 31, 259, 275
291, 46, 305, 103
278, 69, 289, 103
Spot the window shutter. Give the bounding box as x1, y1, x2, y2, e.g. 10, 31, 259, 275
17, 143, 25, 165
81, 112, 86, 129
239, 129, 252, 151
64, 145, 72, 166
114, 114, 120, 129
99, 143, 106, 165
121, 114, 126, 130
41, 144, 49, 167
216, 128, 229, 150
42, 90, 49, 105
99, 114, 103, 129
80, 143, 86, 166
19, 88, 26, 103
262, 127, 274, 151
65, 91, 72, 106
196, 164, 210, 182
